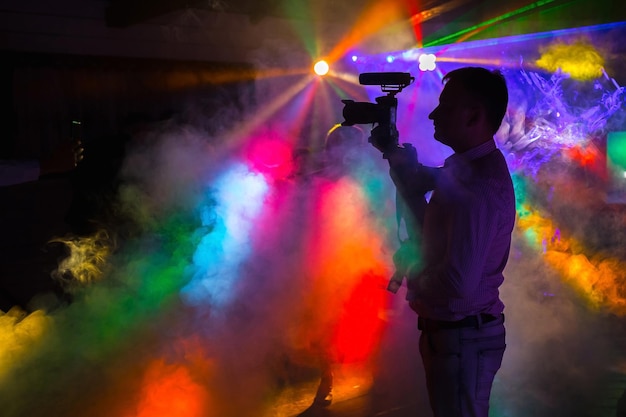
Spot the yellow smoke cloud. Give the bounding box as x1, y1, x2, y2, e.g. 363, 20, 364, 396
536, 40, 605, 81
50, 230, 113, 286
516, 204, 626, 315
0, 307, 52, 383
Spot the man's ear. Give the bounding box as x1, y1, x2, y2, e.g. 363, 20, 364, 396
465, 104, 484, 128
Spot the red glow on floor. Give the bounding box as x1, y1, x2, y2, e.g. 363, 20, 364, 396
301, 177, 393, 364
134, 359, 209, 417
332, 270, 391, 363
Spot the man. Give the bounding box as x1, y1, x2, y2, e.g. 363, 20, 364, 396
384, 67, 515, 417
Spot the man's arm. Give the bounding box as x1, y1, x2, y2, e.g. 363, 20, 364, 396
385, 146, 440, 231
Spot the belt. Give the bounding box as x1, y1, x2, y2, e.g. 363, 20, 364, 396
418, 313, 502, 332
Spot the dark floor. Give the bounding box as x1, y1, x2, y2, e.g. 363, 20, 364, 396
0, 176, 74, 312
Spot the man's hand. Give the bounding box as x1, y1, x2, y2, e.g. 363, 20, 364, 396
368, 125, 396, 154
384, 144, 418, 170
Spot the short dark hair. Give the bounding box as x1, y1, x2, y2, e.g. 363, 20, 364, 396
442, 67, 508, 135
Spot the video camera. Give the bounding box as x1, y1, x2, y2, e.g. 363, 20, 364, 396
341, 72, 414, 154
341, 72, 422, 296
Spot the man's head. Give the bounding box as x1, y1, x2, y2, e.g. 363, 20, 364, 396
428, 67, 508, 153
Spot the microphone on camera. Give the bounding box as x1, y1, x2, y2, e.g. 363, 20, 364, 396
359, 72, 413, 87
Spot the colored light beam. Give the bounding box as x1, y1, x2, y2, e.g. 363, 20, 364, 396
405, 0, 425, 48
460, 0, 626, 46
433, 55, 506, 68
276, 79, 325, 152
325, 0, 490, 64
7, 19, 626, 417
163, 67, 310, 92
280, 0, 318, 58
424, 0, 559, 47
407, 0, 474, 47
302, 176, 392, 363
324, 72, 367, 103
400, 22, 626, 73
180, 163, 269, 308
215, 76, 313, 156
418, 21, 626, 54
309, 77, 340, 143
326, 1, 407, 64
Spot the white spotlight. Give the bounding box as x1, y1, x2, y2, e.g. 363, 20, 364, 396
419, 53, 437, 71
314, 60, 330, 76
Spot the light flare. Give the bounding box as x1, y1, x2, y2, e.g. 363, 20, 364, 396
313, 60, 330, 76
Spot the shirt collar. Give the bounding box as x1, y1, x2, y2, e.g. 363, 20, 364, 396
444, 139, 497, 167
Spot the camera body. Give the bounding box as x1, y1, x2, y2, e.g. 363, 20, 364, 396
341, 72, 414, 154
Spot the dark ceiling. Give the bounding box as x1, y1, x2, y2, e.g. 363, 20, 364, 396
104, 0, 371, 27
103, 0, 626, 49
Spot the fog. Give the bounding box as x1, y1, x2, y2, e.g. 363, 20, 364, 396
1, 17, 625, 417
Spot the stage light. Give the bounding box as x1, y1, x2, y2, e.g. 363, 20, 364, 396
607, 131, 626, 203
419, 53, 436, 71
314, 60, 330, 76
386, 55, 394, 63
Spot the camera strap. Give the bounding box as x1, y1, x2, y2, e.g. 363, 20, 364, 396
395, 190, 414, 244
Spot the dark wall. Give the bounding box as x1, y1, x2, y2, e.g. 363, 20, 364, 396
1, 51, 256, 159
0, 50, 256, 311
